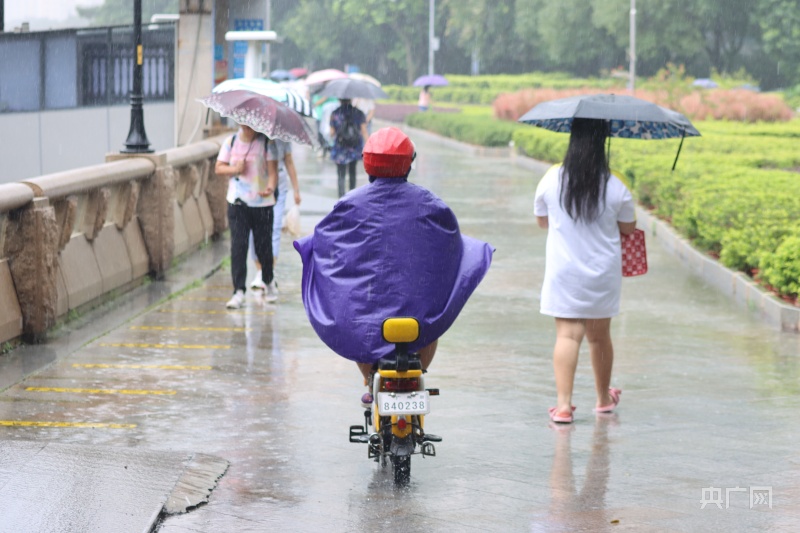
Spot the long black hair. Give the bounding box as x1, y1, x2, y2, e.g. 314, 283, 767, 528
561, 118, 610, 223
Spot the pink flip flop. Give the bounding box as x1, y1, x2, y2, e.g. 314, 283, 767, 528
594, 388, 622, 413
548, 406, 576, 424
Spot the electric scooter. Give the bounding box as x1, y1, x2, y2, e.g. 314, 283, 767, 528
349, 317, 441, 485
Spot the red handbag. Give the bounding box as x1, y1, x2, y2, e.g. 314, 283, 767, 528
621, 229, 648, 277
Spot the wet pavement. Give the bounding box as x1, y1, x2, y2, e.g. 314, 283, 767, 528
1, 126, 799, 532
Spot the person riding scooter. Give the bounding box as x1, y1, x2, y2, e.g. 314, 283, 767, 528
294, 127, 494, 401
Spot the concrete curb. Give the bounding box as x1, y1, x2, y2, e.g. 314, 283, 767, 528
635, 208, 799, 332
393, 120, 799, 333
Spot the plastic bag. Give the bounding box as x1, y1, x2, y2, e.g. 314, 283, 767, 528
284, 204, 301, 237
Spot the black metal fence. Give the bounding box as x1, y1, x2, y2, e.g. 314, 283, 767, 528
0, 23, 175, 113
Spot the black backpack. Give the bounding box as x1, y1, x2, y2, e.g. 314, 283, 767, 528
337, 111, 361, 149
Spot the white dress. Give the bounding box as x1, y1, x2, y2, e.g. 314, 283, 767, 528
534, 165, 636, 319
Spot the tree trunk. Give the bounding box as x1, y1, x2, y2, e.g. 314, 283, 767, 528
389, 19, 418, 85
704, 26, 724, 73
404, 38, 417, 85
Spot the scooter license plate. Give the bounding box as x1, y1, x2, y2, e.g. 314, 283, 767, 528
377, 392, 430, 415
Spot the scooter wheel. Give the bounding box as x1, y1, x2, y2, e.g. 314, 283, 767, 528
392, 455, 411, 485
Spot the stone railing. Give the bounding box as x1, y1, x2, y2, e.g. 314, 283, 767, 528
0, 134, 230, 344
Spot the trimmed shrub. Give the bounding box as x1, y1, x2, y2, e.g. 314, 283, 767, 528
383, 71, 625, 105
760, 236, 800, 300
494, 88, 794, 123
406, 112, 517, 147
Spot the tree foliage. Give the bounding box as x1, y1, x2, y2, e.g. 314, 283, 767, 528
335, 0, 429, 84
758, 0, 800, 85
77, 0, 178, 26
697, 0, 758, 73
79, 0, 800, 89
443, 0, 538, 74
537, 1, 622, 76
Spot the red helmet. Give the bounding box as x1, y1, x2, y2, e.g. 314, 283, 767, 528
363, 127, 415, 178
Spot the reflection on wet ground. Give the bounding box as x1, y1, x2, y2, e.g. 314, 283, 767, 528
1, 129, 799, 532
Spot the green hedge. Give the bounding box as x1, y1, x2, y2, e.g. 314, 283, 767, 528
407, 111, 800, 301
384, 72, 626, 105
406, 111, 518, 147
384, 86, 501, 105
385, 71, 796, 111
761, 236, 800, 298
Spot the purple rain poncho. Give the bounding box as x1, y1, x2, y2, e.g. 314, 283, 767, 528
294, 178, 494, 364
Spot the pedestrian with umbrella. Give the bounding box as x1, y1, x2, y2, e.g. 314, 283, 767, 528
413, 74, 448, 112
199, 90, 316, 308
349, 73, 382, 134
316, 78, 388, 197
247, 132, 302, 298
209, 82, 311, 297
329, 99, 367, 197
518, 94, 700, 424
213, 122, 280, 308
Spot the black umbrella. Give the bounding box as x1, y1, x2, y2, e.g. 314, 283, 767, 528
518, 94, 700, 170
315, 78, 388, 100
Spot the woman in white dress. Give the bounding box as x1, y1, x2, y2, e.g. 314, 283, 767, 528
533, 118, 637, 424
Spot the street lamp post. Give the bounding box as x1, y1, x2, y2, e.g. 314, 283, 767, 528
122, 0, 152, 153
428, 0, 435, 76
265, 0, 271, 75
629, 0, 636, 95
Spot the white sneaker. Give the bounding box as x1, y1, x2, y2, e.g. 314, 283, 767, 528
264, 281, 278, 303
250, 270, 266, 290
252, 290, 267, 306
226, 290, 246, 309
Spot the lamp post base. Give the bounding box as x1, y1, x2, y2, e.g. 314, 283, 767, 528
122, 95, 153, 154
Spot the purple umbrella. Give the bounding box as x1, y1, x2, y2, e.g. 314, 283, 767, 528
199, 90, 317, 146
692, 78, 718, 89
413, 74, 448, 87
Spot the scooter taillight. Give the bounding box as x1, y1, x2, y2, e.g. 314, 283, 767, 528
383, 378, 419, 392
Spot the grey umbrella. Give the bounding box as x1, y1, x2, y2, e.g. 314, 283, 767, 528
315, 78, 388, 100
518, 93, 700, 169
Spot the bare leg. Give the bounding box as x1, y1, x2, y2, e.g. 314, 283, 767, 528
357, 362, 373, 385
357, 339, 438, 386
585, 318, 614, 408
419, 340, 438, 371
553, 318, 585, 415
